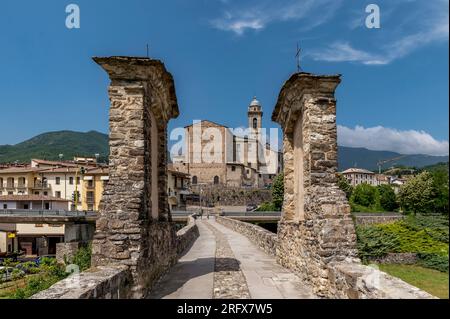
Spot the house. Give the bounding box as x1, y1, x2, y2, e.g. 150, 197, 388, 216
341, 168, 377, 186
167, 165, 191, 211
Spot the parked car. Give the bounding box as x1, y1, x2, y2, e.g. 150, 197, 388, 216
0, 266, 25, 282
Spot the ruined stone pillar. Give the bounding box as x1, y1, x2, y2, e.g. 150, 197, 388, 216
91, 56, 179, 298
272, 73, 358, 296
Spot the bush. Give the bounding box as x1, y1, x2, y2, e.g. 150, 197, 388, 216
66, 244, 92, 272
350, 183, 380, 209
378, 184, 398, 211
356, 215, 449, 271
255, 202, 277, 212
417, 253, 449, 273
272, 173, 284, 211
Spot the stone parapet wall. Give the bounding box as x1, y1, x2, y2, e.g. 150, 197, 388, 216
370, 253, 418, 265
31, 266, 132, 299
56, 241, 89, 264
327, 262, 435, 299
176, 215, 200, 255
216, 216, 277, 256
353, 214, 404, 226
189, 185, 272, 206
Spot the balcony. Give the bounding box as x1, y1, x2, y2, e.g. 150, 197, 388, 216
6, 183, 15, 189
17, 183, 27, 189
33, 182, 51, 190
86, 196, 95, 204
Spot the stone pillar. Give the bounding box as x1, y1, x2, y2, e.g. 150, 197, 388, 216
91, 56, 180, 298
272, 73, 358, 297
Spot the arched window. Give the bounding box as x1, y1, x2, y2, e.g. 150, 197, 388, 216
253, 118, 258, 129
192, 176, 198, 185
213, 176, 219, 185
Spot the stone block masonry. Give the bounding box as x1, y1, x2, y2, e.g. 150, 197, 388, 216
271, 72, 434, 299
90, 56, 180, 298
216, 216, 277, 256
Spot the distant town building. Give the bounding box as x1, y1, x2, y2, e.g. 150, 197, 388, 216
341, 168, 377, 186
167, 165, 190, 211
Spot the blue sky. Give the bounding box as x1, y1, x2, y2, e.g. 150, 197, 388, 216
0, 0, 448, 155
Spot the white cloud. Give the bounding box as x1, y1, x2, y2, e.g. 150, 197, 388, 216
211, 0, 341, 35
311, 0, 449, 65
337, 125, 449, 156
309, 42, 389, 65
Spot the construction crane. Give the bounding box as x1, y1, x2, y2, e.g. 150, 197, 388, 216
377, 155, 407, 174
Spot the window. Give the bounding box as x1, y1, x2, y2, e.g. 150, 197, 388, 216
253, 118, 258, 129
76, 177, 81, 185
45, 203, 50, 210
44, 191, 48, 196
3, 204, 7, 209
231, 166, 236, 172
55, 191, 61, 198
213, 176, 219, 185
56, 177, 61, 185
192, 176, 198, 185
69, 177, 74, 185
24, 204, 29, 210
34, 191, 39, 195
88, 180, 94, 188
8, 191, 13, 195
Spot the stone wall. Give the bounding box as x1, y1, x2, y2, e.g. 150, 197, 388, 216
31, 266, 132, 299
90, 56, 180, 298
270, 72, 434, 299
176, 215, 200, 255
272, 73, 359, 297
327, 261, 435, 299
353, 213, 404, 226
216, 216, 277, 256
56, 241, 89, 264
189, 185, 272, 207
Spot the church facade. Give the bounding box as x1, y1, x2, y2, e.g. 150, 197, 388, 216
172, 97, 283, 188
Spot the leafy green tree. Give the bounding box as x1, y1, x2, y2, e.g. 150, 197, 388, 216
337, 174, 353, 199
377, 184, 398, 211
398, 171, 434, 215
431, 170, 449, 215
350, 183, 379, 208
272, 173, 284, 211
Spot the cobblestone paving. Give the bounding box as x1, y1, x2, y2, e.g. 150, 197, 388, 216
204, 220, 251, 299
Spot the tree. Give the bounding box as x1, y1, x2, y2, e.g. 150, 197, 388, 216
431, 170, 449, 215
377, 184, 398, 211
398, 171, 434, 215
337, 174, 353, 199
272, 173, 284, 211
350, 183, 378, 208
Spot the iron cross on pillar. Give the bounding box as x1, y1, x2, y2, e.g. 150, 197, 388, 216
295, 42, 302, 72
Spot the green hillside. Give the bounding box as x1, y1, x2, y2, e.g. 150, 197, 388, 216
1, 130, 448, 170
337, 146, 449, 171
0, 131, 109, 163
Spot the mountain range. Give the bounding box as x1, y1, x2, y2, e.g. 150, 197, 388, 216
0, 130, 448, 171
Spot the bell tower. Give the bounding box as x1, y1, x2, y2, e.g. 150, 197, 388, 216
248, 96, 263, 133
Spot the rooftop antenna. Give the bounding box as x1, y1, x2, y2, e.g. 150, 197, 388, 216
295, 42, 302, 72
146, 44, 149, 58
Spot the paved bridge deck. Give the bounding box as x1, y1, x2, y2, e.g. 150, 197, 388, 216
149, 218, 315, 299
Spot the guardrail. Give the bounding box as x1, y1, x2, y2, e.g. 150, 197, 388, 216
0, 209, 97, 218
221, 211, 282, 217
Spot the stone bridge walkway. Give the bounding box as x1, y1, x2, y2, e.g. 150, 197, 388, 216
148, 218, 316, 299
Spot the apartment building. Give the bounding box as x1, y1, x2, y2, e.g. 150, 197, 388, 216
81, 166, 109, 211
